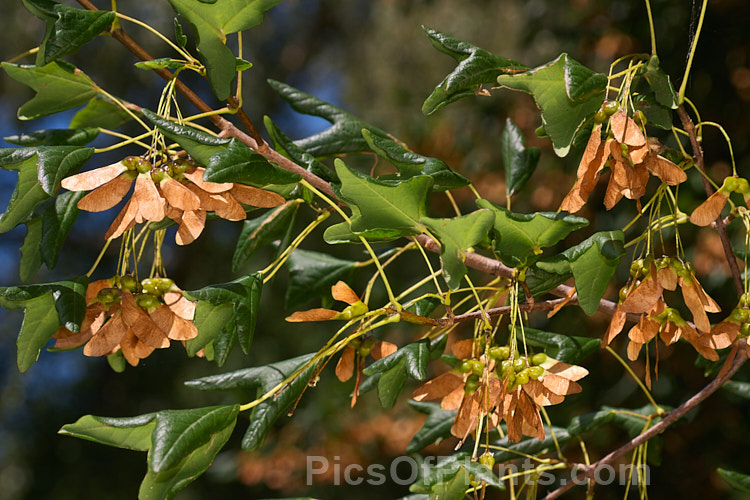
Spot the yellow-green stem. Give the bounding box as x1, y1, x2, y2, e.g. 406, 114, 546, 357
606, 346, 663, 412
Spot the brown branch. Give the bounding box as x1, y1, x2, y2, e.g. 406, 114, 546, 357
543, 338, 748, 500
226, 96, 265, 146
677, 105, 743, 296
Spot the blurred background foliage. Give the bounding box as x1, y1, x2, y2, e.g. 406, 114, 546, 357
1, 0, 750, 499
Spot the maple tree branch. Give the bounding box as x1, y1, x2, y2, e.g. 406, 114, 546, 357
542, 338, 748, 500
677, 105, 743, 296
83, 0, 629, 320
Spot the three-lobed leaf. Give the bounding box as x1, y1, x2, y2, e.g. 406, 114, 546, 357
422, 210, 495, 290
477, 199, 588, 268
268, 79, 391, 158
325, 159, 432, 242
23, 0, 115, 64
497, 54, 606, 157
2, 61, 100, 120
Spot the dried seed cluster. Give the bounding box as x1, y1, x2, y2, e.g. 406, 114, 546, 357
53, 276, 198, 366
413, 338, 587, 443
62, 156, 285, 245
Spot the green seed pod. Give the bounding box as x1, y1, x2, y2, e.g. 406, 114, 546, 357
96, 287, 121, 306
740, 323, 750, 337
140, 278, 159, 295
528, 366, 545, 380
515, 369, 530, 386
122, 156, 139, 171
634, 109, 647, 126
722, 176, 739, 193
531, 353, 547, 366
729, 308, 746, 323
134, 293, 160, 311
151, 169, 167, 183
736, 177, 750, 195
358, 345, 371, 358
469, 360, 485, 377
498, 360, 513, 379
135, 158, 153, 174
594, 109, 607, 124
478, 452, 495, 469
120, 275, 138, 292
602, 101, 619, 116
512, 358, 526, 372
534, 125, 548, 138
459, 360, 473, 374
153, 278, 175, 293
464, 374, 480, 394
488, 346, 508, 360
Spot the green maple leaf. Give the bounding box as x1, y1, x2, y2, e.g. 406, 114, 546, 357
325, 159, 432, 242
422, 210, 495, 290
167, 0, 280, 99
497, 54, 606, 157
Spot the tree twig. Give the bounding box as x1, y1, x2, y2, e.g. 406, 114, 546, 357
542, 338, 748, 499
678, 105, 743, 296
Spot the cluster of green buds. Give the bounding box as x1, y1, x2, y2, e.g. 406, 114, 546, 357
458, 358, 486, 395
457, 346, 549, 394
121, 155, 195, 184
496, 351, 547, 390
95, 275, 177, 312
